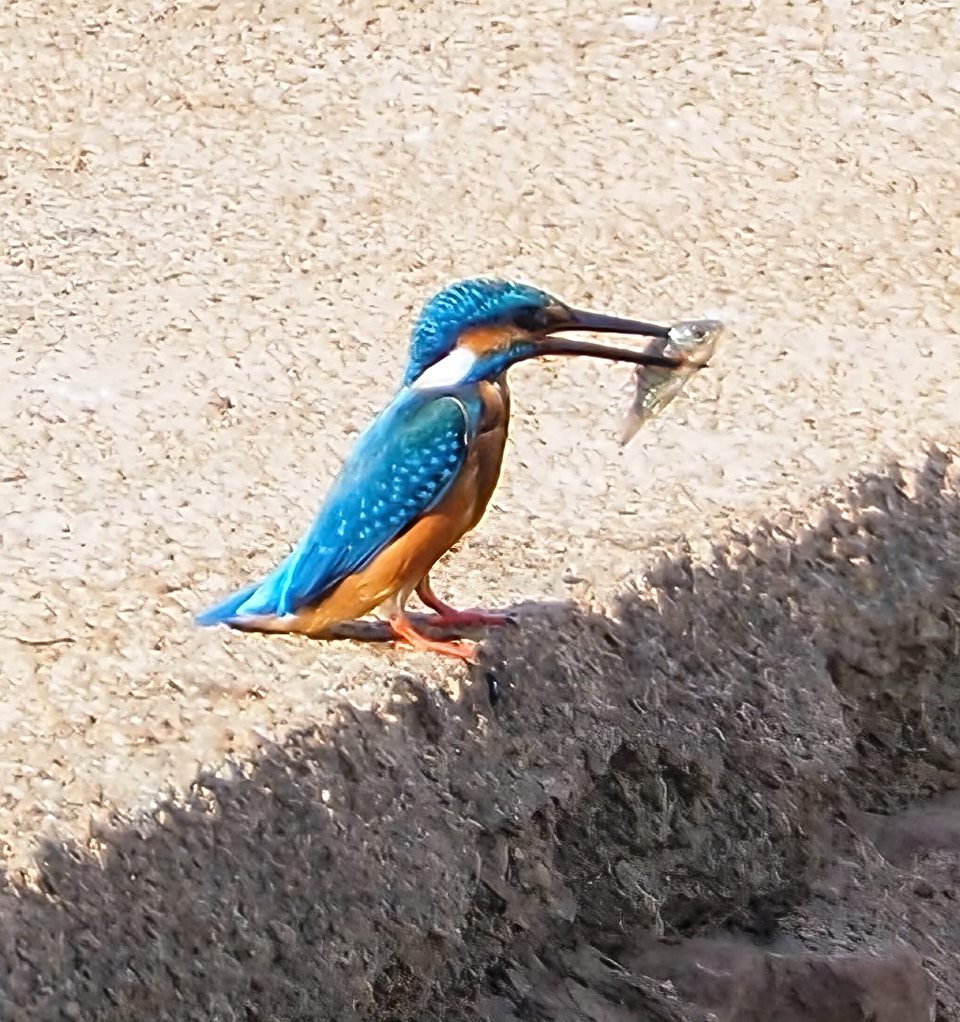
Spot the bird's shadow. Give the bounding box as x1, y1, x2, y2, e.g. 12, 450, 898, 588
0, 445, 956, 1021
321, 600, 574, 643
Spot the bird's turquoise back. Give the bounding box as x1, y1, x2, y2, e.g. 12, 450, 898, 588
196, 387, 485, 624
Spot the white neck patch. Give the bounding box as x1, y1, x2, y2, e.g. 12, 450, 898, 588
411, 348, 477, 390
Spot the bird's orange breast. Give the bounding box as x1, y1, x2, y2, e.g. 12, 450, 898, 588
468, 376, 510, 531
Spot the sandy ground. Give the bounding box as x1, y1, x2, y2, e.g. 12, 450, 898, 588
0, 0, 958, 1019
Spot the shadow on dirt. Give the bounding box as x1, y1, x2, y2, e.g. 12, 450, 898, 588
0, 446, 956, 1021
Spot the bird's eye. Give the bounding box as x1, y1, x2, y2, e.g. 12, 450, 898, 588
512, 307, 552, 332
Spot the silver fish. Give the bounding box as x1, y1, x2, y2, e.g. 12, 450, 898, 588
620, 319, 723, 445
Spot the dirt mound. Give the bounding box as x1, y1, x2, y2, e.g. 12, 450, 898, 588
0, 449, 956, 1021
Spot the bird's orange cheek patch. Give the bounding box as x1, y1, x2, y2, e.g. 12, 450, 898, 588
458, 324, 518, 356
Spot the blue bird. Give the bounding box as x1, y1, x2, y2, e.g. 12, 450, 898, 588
196, 279, 685, 660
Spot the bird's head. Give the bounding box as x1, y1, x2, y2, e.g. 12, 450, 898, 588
403, 278, 680, 389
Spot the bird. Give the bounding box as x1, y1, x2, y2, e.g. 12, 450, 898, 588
196, 279, 686, 661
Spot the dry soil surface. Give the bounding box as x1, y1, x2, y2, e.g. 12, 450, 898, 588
1, 1, 959, 1020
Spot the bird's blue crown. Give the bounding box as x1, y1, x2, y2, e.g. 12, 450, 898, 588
403, 278, 553, 386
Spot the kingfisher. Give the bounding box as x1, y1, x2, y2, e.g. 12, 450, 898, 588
196, 279, 686, 661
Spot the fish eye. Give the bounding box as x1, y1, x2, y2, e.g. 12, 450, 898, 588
511, 306, 552, 332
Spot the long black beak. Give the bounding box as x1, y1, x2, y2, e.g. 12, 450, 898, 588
539, 308, 682, 368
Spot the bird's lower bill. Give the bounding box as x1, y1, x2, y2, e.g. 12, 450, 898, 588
537, 335, 684, 369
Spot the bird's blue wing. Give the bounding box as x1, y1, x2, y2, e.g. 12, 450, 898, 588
196, 390, 477, 624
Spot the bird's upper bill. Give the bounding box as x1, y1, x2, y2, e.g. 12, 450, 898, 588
451, 304, 685, 365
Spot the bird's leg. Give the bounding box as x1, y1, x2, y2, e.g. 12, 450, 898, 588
415, 576, 514, 628
383, 593, 478, 662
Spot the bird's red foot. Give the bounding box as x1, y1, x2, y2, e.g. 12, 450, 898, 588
415, 580, 515, 630
389, 613, 478, 662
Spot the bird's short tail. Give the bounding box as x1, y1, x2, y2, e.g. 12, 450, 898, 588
194, 583, 261, 627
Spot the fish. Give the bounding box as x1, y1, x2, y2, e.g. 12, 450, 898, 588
619, 318, 724, 445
